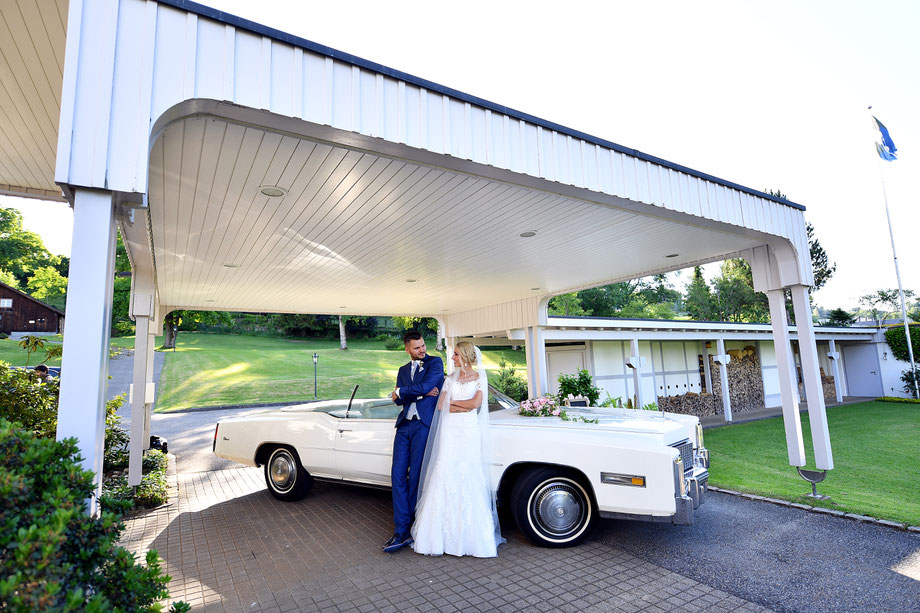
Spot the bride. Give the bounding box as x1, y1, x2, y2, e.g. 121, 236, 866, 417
411, 341, 504, 557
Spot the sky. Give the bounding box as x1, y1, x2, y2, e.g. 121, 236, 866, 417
3, 0, 918, 310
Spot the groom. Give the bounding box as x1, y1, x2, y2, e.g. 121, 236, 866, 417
383, 330, 444, 553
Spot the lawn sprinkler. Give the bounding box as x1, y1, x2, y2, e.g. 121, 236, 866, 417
796, 467, 831, 501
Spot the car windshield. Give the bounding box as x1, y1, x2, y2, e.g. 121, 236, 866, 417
306, 386, 518, 418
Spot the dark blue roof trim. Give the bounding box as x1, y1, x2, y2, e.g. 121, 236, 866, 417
159, 0, 805, 212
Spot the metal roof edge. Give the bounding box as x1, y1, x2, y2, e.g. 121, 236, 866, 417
546, 316, 875, 335
157, 0, 806, 212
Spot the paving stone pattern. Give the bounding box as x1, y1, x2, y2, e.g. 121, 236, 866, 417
122, 466, 767, 613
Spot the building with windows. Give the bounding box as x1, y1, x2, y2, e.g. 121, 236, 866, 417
0, 281, 64, 336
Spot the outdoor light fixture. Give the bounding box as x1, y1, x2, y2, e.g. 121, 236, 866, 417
259, 185, 287, 197
312, 352, 318, 399
519, 231, 537, 238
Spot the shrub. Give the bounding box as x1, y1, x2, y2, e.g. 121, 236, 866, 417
900, 367, 920, 397
0, 418, 186, 611
112, 320, 136, 337
383, 336, 403, 351
0, 332, 8, 339
556, 369, 601, 406
104, 394, 130, 472
143, 448, 169, 473
883, 325, 920, 363
494, 358, 527, 402
0, 361, 59, 438
878, 396, 920, 404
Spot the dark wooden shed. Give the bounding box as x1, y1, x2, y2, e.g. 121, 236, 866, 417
0, 281, 64, 335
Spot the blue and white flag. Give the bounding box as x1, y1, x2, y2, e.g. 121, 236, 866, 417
872, 116, 897, 161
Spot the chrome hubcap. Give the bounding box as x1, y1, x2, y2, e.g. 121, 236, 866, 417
270, 452, 295, 492
532, 480, 586, 538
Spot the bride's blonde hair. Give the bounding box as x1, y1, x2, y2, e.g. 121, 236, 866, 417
455, 341, 477, 368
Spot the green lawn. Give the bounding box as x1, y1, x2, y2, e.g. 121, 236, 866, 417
705, 401, 920, 525
154, 333, 526, 412
0, 336, 64, 367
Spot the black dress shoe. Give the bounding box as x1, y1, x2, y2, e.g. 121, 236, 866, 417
383, 533, 413, 553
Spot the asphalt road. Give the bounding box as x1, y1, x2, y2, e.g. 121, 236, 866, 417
149, 406, 920, 613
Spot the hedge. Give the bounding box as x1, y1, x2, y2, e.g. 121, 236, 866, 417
883, 324, 920, 363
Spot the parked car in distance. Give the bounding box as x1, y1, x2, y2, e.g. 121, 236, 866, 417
213, 386, 709, 547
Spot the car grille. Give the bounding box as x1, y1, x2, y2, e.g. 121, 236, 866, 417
671, 439, 694, 472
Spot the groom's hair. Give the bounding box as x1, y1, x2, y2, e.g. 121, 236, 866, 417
403, 330, 423, 345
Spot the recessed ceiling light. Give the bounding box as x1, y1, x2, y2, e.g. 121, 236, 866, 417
406, 279, 417, 283
519, 231, 537, 238
665, 253, 679, 258
223, 263, 240, 268
260, 185, 287, 198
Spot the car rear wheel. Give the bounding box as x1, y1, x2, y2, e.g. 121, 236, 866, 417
263, 446, 313, 501
511, 467, 595, 547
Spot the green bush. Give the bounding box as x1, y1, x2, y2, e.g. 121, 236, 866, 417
0, 418, 186, 612
899, 368, 919, 397
878, 396, 920, 404
102, 460, 168, 510
493, 358, 527, 402
104, 394, 130, 472
556, 369, 601, 406
383, 336, 403, 351
143, 448, 169, 473
883, 325, 920, 363
112, 320, 136, 337
0, 362, 59, 438
0, 332, 8, 339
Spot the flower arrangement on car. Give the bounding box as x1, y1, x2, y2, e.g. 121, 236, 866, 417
518, 395, 560, 417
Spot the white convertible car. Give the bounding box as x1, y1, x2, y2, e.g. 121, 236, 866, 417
213, 387, 709, 547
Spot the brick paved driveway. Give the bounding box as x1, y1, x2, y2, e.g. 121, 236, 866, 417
123, 465, 767, 612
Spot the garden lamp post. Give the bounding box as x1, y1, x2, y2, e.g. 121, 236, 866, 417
312, 353, 318, 399
172, 325, 177, 352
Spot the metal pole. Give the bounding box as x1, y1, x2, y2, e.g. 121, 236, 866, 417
879, 179, 919, 398
313, 353, 318, 399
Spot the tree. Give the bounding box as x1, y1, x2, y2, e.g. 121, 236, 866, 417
338, 315, 348, 350
0, 267, 17, 287
26, 265, 68, 310
577, 281, 640, 317
712, 259, 768, 323
548, 293, 586, 317
806, 222, 835, 291
684, 266, 716, 320
826, 307, 856, 327
860, 288, 917, 324
0, 208, 58, 287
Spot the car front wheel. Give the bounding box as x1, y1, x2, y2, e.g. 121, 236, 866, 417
511, 467, 595, 547
263, 446, 313, 501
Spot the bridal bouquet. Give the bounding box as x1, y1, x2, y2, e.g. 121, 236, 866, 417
518, 395, 560, 417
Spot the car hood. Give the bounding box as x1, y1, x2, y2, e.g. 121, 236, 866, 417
489, 407, 693, 439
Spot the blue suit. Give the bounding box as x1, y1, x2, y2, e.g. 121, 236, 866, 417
391, 354, 444, 535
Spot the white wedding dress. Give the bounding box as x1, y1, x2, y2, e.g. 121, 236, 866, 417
411, 371, 502, 558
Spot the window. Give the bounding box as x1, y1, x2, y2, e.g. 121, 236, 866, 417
0, 299, 11, 308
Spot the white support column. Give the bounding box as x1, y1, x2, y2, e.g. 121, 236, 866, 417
827, 340, 843, 404
767, 289, 806, 466
791, 285, 834, 470
445, 336, 457, 376
143, 329, 156, 444
714, 339, 733, 423
701, 341, 713, 393
534, 326, 547, 397
128, 315, 149, 486
56, 189, 117, 514
629, 338, 644, 408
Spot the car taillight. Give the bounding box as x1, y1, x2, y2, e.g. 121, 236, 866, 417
213, 424, 219, 452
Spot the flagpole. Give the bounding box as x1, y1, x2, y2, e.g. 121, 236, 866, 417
870, 107, 919, 399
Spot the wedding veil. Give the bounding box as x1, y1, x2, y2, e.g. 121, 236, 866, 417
415, 346, 504, 548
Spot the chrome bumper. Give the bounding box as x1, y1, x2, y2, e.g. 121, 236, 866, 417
672, 467, 709, 525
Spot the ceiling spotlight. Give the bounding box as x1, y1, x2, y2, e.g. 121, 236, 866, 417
260, 185, 287, 198
223, 263, 240, 268
665, 253, 679, 258
406, 279, 417, 283
339, 306, 347, 308
531, 287, 541, 291
519, 231, 537, 238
